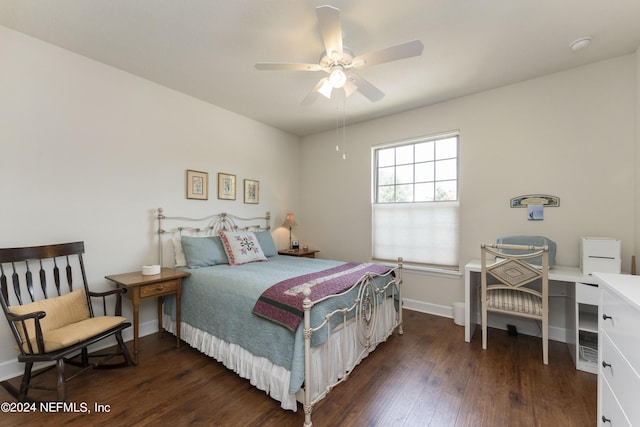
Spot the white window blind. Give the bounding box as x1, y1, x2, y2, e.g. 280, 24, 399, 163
372, 201, 459, 267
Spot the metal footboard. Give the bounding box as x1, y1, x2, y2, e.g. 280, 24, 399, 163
301, 258, 403, 427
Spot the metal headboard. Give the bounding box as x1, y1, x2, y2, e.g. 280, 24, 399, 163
156, 207, 271, 265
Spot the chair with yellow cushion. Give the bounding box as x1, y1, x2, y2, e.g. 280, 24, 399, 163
0, 242, 133, 401
481, 242, 550, 364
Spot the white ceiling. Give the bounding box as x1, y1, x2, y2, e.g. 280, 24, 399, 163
2, 1, 640, 137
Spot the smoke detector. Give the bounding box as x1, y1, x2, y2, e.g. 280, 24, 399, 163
570, 37, 592, 51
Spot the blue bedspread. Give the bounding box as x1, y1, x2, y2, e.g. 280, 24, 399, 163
163, 255, 394, 394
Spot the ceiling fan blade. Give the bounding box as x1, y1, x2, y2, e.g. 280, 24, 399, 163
301, 79, 327, 106
343, 78, 358, 97
255, 62, 323, 71
352, 40, 424, 69
316, 5, 343, 59
350, 74, 385, 102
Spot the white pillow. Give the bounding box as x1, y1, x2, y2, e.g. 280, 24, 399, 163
218, 230, 268, 266
172, 235, 187, 267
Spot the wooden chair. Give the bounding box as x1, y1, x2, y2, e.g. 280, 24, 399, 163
481, 243, 549, 364
0, 241, 133, 401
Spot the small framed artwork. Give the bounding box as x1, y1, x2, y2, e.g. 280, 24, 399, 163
186, 170, 208, 200
244, 179, 259, 204
218, 173, 236, 200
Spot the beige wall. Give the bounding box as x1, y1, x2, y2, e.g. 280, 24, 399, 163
300, 54, 637, 318
0, 26, 301, 374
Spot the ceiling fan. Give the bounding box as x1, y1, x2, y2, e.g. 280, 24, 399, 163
255, 5, 424, 106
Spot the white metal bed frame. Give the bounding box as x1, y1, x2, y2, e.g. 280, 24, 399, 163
156, 208, 403, 427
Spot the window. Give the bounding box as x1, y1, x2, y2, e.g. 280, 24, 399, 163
372, 133, 459, 269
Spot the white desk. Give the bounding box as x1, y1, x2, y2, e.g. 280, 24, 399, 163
464, 260, 599, 371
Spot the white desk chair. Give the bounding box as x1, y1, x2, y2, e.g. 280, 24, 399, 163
481, 243, 550, 364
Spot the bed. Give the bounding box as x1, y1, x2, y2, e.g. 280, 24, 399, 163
155, 208, 403, 426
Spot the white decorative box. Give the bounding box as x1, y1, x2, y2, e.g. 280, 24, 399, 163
141, 264, 161, 276
580, 237, 621, 275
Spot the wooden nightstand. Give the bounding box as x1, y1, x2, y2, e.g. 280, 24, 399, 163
278, 249, 320, 258
105, 268, 190, 364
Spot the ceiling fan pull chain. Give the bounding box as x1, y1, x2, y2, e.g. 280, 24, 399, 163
335, 101, 340, 152
342, 95, 347, 160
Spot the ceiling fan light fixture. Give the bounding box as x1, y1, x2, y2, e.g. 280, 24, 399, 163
318, 79, 333, 98
329, 66, 347, 88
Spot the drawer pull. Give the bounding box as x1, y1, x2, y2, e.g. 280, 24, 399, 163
602, 313, 612, 320
602, 361, 612, 369
601, 415, 611, 424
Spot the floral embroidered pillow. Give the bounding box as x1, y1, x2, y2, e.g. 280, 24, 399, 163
218, 230, 268, 266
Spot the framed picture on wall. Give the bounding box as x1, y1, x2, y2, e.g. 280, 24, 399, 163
186, 170, 208, 200
244, 179, 259, 204
218, 173, 236, 200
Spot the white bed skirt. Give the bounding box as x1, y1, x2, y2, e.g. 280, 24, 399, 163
162, 297, 397, 411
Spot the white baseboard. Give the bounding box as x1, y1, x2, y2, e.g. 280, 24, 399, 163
402, 298, 568, 343
403, 297, 454, 319
0, 319, 159, 383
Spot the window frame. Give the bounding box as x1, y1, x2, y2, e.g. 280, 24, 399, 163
371, 131, 460, 271
372, 132, 459, 204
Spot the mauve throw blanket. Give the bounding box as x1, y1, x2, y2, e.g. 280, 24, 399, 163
252, 262, 391, 331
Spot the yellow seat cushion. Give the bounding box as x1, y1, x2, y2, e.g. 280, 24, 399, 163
26, 315, 127, 353
9, 288, 125, 353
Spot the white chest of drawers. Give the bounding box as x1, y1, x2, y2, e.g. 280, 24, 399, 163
594, 273, 640, 426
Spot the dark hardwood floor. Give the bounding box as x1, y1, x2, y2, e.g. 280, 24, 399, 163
0, 310, 596, 426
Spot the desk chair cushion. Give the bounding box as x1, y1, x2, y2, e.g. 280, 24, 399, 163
486, 288, 543, 316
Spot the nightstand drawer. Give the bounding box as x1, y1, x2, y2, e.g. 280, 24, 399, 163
140, 279, 179, 298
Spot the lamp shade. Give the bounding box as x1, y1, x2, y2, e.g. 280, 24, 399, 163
283, 213, 298, 250
318, 79, 333, 99
282, 213, 298, 228
329, 66, 346, 88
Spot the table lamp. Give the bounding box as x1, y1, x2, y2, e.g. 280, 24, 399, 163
282, 213, 298, 250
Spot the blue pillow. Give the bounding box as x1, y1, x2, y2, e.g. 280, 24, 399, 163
255, 230, 278, 257
181, 235, 228, 268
